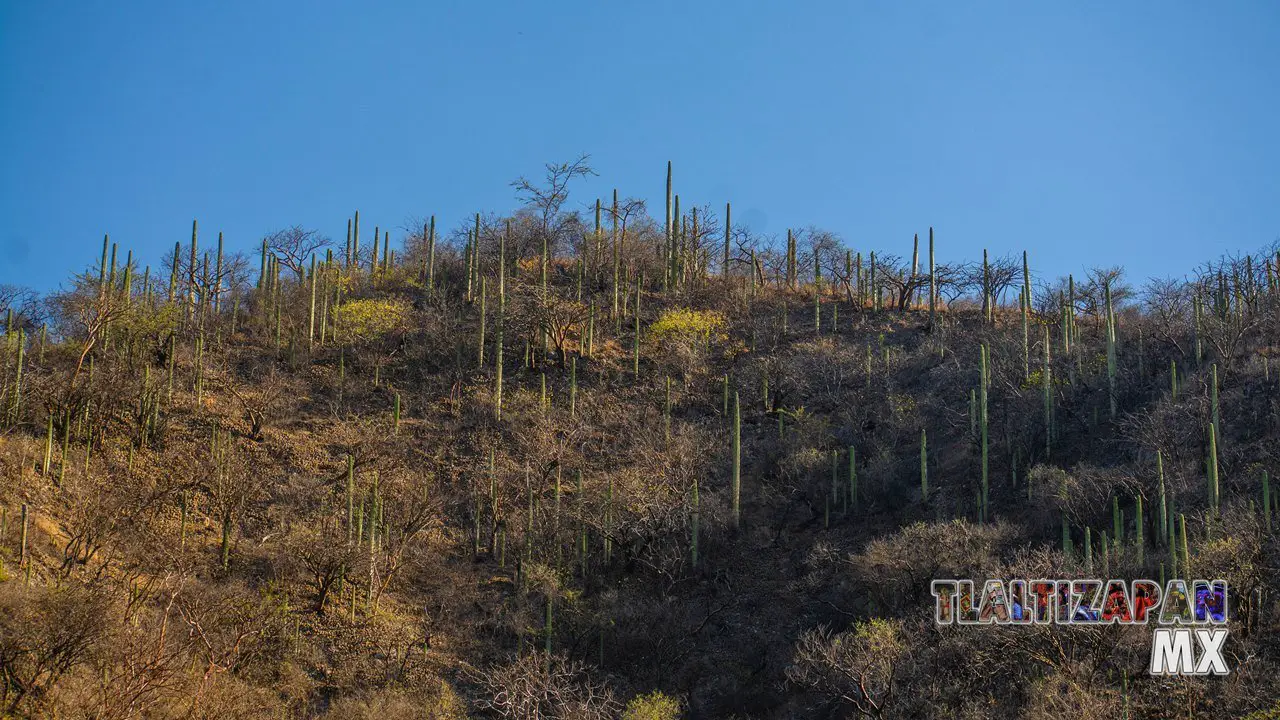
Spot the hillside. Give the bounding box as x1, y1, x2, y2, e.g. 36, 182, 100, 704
1, 166, 1279, 718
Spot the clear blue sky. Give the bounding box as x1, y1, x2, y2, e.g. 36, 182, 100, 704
2, 1, 1278, 293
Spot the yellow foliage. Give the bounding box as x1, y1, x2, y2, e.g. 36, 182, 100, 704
623, 691, 683, 720
335, 297, 412, 344
648, 308, 727, 347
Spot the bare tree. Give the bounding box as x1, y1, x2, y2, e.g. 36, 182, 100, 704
264, 226, 331, 281
512, 155, 598, 235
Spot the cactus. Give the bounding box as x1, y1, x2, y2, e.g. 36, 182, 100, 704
687, 474, 701, 569
1084, 527, 1093, 574
731, 391, 741, 530
1105, 281, 1117, 420
1135, 495, 1144, 565
1261, 470, 1271, 533
495, 224, 506, 421
347, 454, 356, 544
848, 445, 857, 513
981, 249, 991, 323
393, 392, 401, 434
633, 281, 641, 380
723, 202, 732, 279
19, 502, 29, 573
928, 227, 936, 328
663, 376, 672, 442
179, 491, 189, 549
9, 329, 24, 426
1210, 363, 1221, 447
570, 356, 578, 419
1061, 513, 1071, 557
1043, 325, 1052, 458
1179, 513, 1191, 578
1112, 495, 1122, 545
918, 428, 929, 502
1157, 451, 1168, 545
664, 162, 672, 288
1207, 423, 1220, 515
544, 596, 553, 655
979, 343, 989, 522
813, 251, 822, 333
1021, 251, 1031, 379
478, 277, 487, 366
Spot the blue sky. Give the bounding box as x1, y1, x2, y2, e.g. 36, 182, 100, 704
2, 1, 1278, 293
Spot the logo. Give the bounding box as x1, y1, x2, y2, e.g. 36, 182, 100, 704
931, 578, 1229, 676
1148, 628, 1228, 676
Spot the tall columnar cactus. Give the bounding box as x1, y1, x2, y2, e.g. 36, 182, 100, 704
1105, 282, 1117, 420
1210, 363, 1221, 448
928, 227, 936, 329
425, 216, 436, 290
1157, 451, 1168, 546
723, 202, 732, 280
1135, 495, 1144, 565
1263, 470, 1272, 533
495, 223, 507, 421
633, 281, 641, 380
691, 477, 700, 567
1061, 513, 1071, 557
1112, 494, 1124, 546
1193, 294, 1204, 367
665, 162, 672, 288
979, 343, 990, 522
813, 251, 822, 333
1042, 326, 1053, 458
981, 249, 991, 323
1207, 423, 1220, 516
731, 391, 741, 530
188, 220, 199, 317
919, 428, 928, 502
477, 277, 487, 366
847, 446, 857, 512
9, 329, 24, 426
352, 210, 361, 268
1179, 513, 1191, 578
570, 356, 578, 419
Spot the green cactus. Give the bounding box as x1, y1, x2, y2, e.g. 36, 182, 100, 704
723, 202, 731, 279
495, 224, 506, 421
1157, 450, 1168, 545
1062, 513, 1071, 557
347, 454, 356, 544
570, 356, 578, 419
1207, 423, 1220, 515
1262, 470, 1271, 533
1179, 513, 1191, 578
1210, 363, 1221, 447
1043, 325, 1052, 458
1135, 494, 1144, 565
847, 445, 857, 513
1022, 250, 1031, 380
691, 477, 700, 568
732, 391, 741, 530
1084, 527, 1093, 574
633, 281, 641, 380
979, 343, 989, 522
1105, 281, 1117, 420
920, 428, 928, 502
1112, 495, 1122, 545
664, 376, 672, 442
423, 216, 436, 290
